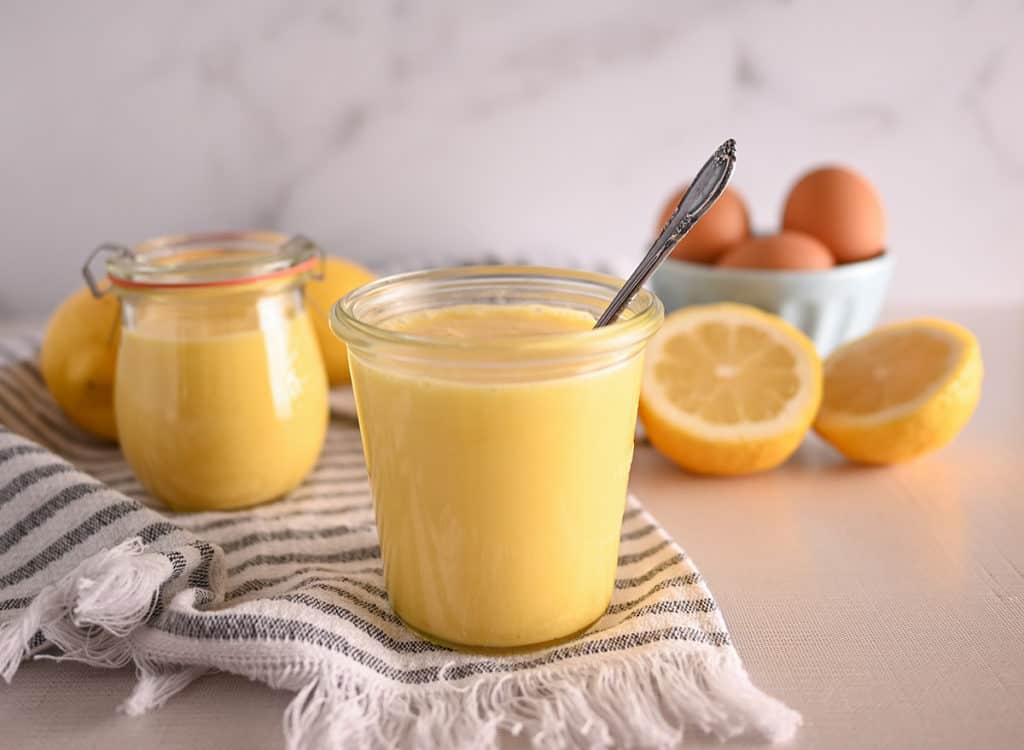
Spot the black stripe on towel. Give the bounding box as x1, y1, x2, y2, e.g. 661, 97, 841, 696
155, 611, 728, 684
0, 482, 107, 553
617, 598, 718, 625
0, 464, 80, 507
622, 507, 644, 521
188, 542, 217, 590
225, 566, 389, 602
444, 626, 730, 680
618, 523, 658, 542
277, 585, 403, 626
617, 539, 671, 566
268, 581, 399, 627
157, 610, 442, 662
226, 546, 381, 577
226, 575, 396, 631
219, 522, 376, 554
0, 595, 32, 611
615, 553, 687, 589
180, 501, 374, 534
270, 592, 438, 653
606, 572, 703, 615
0, 501, 142, 588
0, 443, 50, 465
138, 521, 182, 546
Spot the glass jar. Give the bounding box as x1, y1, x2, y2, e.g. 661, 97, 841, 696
330, 266, 663, 650
84, 231, 329, 512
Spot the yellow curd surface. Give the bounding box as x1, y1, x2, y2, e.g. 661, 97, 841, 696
349, 304, 644, 649
115, 306, 328, 512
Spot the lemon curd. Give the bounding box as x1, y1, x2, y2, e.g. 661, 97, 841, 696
115, 301, 328, 512
346, 302, 649, 650
101, 233, 329, 512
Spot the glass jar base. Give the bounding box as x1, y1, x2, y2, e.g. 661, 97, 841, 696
396, 608, 608, 655
156, 491, 285, 513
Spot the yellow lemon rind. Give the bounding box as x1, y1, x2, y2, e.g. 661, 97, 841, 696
39, 289, 121, 442
814, 319, 982, 465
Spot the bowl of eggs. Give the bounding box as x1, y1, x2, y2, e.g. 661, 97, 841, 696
651, 165, 891, 354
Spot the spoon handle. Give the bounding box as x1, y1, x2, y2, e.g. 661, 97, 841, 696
594, 138, 737, 328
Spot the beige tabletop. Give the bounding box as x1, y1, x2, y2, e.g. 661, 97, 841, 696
1, 306, 1022, 749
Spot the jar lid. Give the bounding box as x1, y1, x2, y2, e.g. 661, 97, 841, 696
83, 231, 322, 296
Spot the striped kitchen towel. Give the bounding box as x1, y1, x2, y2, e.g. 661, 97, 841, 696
0, 336, 800, 749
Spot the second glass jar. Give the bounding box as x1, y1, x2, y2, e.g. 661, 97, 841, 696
90, 231, 329, 512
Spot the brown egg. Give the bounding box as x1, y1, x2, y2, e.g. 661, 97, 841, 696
782, 166, 885, 263
717, 231, 835, 271
657, 185, 750, 264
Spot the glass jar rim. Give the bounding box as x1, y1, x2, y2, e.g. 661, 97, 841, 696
88, 231, 321, 293
330, 265, 664, 357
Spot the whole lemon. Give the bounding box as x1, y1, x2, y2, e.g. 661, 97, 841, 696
305, 257, 376, 385
39, 287, 121, 441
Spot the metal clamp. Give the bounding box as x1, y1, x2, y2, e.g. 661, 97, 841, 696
281, 234, 325, 281
82, 243, 135, 298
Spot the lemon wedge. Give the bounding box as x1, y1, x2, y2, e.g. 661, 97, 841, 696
639, 303, 822, 475
814, 319, 982, 464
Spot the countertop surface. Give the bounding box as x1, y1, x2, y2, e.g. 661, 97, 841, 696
1, 306, 1022, 749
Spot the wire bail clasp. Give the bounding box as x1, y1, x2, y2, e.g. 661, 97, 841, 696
280, 234, 325, 281
83, 243, 135, 298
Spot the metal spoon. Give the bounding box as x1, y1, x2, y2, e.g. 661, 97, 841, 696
594, 138, 737, 327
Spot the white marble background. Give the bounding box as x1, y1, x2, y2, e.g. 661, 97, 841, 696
1, 0, 1022, 316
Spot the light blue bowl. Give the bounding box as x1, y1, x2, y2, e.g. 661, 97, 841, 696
650, 254, 892, 355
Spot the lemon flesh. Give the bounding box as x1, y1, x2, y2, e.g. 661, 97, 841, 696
640, 303, 822, 476
815, 319, 982, 464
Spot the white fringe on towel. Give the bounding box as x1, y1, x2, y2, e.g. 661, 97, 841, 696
121, 664, 211, 716
284, 650, 801, 749
0, 537, 169, 681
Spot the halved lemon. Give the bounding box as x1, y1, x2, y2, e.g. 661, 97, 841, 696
814, 319, 982, 464
639, 304, 822, 475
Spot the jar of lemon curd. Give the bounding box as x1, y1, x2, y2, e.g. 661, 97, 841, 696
83, 232, 329, 512
331, 266, 663, 650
